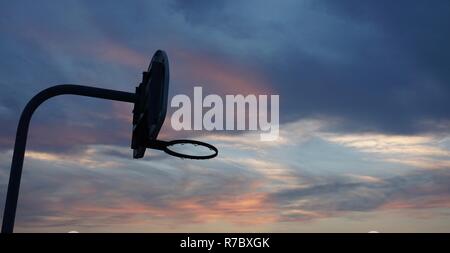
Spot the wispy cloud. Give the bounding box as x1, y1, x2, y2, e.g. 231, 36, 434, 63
1, 0, 450, 232
2, 118, 450, 231
323, 133, 450, 169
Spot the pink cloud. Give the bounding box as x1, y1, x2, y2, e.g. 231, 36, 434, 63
171, 48, 274, 95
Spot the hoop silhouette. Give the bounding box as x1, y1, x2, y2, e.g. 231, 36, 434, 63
146, 139, 218, 160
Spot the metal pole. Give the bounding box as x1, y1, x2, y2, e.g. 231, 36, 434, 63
1, 84, 136, 233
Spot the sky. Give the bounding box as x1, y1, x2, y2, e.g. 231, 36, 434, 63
1, 0, 450, 232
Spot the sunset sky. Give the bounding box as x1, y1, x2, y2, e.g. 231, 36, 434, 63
1, 0, 450, 232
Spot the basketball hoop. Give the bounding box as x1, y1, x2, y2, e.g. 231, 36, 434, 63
146, 139, 218, 160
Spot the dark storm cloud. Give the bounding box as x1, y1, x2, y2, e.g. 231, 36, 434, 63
171, 0, 450, 133
310, 0, 450, 133
1, 0, 450, 152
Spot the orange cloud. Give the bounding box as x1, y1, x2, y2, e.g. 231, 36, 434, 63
172, 192, 276, 224
45, 191, 277, 228
381, 197, 450, 210
171, 48, 274, 95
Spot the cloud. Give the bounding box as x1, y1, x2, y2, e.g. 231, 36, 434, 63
1, 118, 450, 231
2, 0, 450, 146
323, 132, 450, 169
1, 1, 450, 232
271, 169, 450, 221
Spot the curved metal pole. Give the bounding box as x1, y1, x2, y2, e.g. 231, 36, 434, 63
1, 84, 136, 233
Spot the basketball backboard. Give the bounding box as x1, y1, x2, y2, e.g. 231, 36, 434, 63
131, 50, 170, 158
